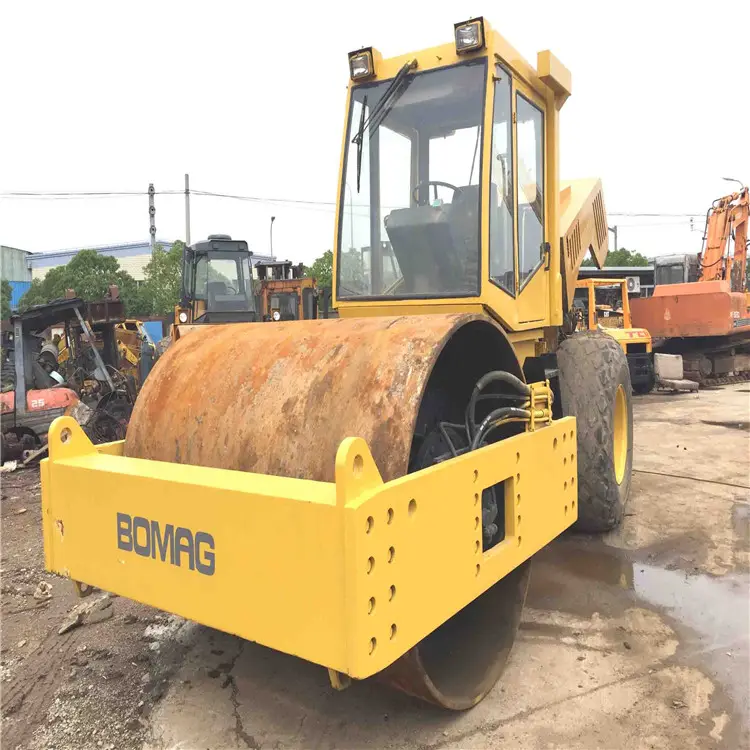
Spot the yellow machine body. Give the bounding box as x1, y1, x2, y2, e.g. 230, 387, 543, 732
333, 19, 608, 354
41, 18, 615, 708
43, 412, 575, 681
575, 278, 652, 355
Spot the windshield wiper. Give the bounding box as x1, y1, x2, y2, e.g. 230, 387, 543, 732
355, 95, 367, 193
352, 59, 417, 192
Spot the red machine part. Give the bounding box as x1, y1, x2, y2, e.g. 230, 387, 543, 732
0, 388, 80, 414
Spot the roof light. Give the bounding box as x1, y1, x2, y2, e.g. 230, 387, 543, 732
454, 18, 485, 54
348, 48, 374, 81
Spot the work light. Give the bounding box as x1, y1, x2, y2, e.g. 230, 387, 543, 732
454, 18, 485, 53
178, 311, 188, 323
349, 48, 374, 80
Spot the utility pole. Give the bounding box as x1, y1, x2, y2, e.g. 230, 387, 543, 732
148, 183, 156, 250
608, 225, 618, 254
270, 216, 276, 259
184, 173, 191, 245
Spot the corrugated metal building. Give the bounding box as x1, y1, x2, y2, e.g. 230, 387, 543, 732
1, 245, 34, 312
1, 245, 33, 282
29, 240, 175, 282
4, 240, 278, 314
29, 240, 277, 282
9, 281, 32, 309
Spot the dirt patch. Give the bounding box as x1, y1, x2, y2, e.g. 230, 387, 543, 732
0, 468, 188, 750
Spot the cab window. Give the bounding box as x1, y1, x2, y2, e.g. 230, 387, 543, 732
489, 65, 514, 294
516, 94, 545, 286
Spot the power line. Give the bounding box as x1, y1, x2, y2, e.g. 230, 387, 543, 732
0, 188, 708, 218
609, 212, 704, 218
0, 190, 182, 197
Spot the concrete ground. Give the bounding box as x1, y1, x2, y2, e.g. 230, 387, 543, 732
2, 384, 749, 749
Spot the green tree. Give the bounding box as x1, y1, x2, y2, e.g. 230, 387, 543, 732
582, 248, 650, 268
136, 241, 184, 317
19, 249, 138, 312
305, 250, 333, 288
339, 249, 366, 291
1, 279, 12, 320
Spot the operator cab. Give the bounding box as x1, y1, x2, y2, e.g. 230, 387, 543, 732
336, 22, 548, 313
178, 235, 258, 324
653, 254, 699, 286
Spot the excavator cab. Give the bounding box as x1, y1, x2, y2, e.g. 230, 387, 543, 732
174, 234, 258, 325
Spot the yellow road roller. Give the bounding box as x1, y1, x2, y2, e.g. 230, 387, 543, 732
41, 17, 632, 710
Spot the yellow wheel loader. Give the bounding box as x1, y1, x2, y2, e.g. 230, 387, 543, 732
574, 278, 655, 394
41, 17, 632, 710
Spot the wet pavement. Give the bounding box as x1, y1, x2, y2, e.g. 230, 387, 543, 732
531, 536, 749, 746
143, 383, 750, 749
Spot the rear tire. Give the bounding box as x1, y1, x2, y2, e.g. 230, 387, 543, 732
632, 375, 654, 395
557, 332, 633, 532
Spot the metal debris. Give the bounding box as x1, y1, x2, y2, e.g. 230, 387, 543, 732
58, 594, 114, 634
33, 581, 52, 600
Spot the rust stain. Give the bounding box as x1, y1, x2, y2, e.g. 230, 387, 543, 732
126, 314, 479, 482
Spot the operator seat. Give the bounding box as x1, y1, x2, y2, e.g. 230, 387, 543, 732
384, 205, 461, 294
447, 184, 481, 293
384, 184, 489, 296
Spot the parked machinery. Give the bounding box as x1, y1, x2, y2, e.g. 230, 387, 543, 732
42, 18, 632, 709
255, 261, 320, 321
574, 278, 654, 393
1, 296, 135, 460
631, 188, 749, 383
173, 234, 258, 327
114, 320, 160, 387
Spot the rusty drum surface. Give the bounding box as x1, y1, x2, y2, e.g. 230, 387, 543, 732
126, 313, 477, 481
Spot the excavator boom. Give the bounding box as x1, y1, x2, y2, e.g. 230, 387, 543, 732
700, 188, 749, 290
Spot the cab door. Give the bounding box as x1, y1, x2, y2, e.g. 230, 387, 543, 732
513, 84, 549, 324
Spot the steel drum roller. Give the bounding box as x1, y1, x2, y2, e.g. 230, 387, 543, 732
125, 313, 530, 708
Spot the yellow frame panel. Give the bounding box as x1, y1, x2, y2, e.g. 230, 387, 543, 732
42, 415, 577, 680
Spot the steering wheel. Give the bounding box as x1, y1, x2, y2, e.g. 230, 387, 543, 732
412, 180, 463, 206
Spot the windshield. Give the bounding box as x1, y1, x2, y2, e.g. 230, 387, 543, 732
655, 263, 685, 286
337, 60, 487, 299
194, 253, 255, 312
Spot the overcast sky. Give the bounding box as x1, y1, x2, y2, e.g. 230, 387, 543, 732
1, 1, 748, 265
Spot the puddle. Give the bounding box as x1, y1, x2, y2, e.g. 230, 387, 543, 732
633, 564, 749, 723
529, 537, 750, 731
701, 420, 750, 431
734, 503, 750, 546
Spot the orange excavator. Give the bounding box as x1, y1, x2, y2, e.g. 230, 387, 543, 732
631, 187, 750, 383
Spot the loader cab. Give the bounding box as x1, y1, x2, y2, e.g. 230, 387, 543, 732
334, 18, 573, 334
255, 261, 318, 322
176, 235, 258, 325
